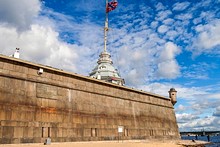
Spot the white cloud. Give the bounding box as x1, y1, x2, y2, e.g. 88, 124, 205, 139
150, 21, 158, 29
175, 104, 186, 112
176, 113, 199, 123
157, 25, 169, 34
207, 93, 220, 99
0, 0, 41, 31
157, 60, 180, 79
198, 12, 215, 23
193, 17, 202, 25
177, 87, 208, 100
0, 0, 106, 76
116, 44, 151, 85
156, 10, 172, 21
0, 24, 80, 72
173, 2, 190, 11
138, 82, 174, 97
155, 2, 166, 11
138, 82, 220, 102
132, 50, 144, 60
166, 30, 178, 40
177, 115, 220, 131
191, 19, 220, 55
182, 62, 216, 80
175, 13, 192, 21
138, 82, 220, 132
158, 42, 181, 61
213, 106, 220, 117
163, 18, 174, 25
156, 42, 181, 79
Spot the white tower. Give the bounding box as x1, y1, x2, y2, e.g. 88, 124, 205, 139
168, 88, 177, 105
89, 50, 124, 85
89, 0, 124, 85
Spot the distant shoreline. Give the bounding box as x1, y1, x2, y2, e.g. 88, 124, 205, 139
181, 134, 220, 143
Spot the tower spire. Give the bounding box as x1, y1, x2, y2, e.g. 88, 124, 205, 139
89, 0, 124, 85
104, 0, 109, 52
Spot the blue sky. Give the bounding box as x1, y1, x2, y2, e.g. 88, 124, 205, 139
0, 0, 220, 132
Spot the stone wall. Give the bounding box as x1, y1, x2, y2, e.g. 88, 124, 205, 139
0, 54, 179, 144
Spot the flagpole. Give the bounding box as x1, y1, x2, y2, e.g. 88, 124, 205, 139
104, 0, 108, 52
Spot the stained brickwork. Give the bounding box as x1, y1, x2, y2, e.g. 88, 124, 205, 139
0, 54, 179, 144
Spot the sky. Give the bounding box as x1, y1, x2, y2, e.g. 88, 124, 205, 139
0, 0, 220, 132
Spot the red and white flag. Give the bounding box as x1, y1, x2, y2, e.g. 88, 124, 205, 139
106, 0, 118, 13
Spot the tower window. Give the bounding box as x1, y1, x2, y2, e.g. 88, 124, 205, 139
99, 66, 106, 69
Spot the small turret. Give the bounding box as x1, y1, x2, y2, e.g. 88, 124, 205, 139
169, 88, 177, 106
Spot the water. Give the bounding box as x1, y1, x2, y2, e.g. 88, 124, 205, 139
181, 135, 220, 147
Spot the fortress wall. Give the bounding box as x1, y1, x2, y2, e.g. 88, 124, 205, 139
0, 54, 179, 144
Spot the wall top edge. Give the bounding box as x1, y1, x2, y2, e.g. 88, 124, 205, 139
0, 54, 171, 101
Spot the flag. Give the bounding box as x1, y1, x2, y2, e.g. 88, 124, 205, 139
106, 0, 118, 13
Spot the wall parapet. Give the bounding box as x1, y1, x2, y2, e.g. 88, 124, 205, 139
0, 54, 170, 101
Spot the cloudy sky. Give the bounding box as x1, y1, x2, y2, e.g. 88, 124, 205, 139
0, 0, 220, 132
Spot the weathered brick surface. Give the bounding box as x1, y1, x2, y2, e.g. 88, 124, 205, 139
0, 55, 179, 144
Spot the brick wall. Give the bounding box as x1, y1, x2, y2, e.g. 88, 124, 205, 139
0, 54, 179, 144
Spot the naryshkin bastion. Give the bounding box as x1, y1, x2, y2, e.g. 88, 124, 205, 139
0, 48, 179, 144
0, 0, 179, 143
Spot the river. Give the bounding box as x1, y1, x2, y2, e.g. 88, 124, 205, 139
181, 135, 220, 147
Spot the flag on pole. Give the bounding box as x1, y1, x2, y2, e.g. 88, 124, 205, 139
106, 0, 118, 13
